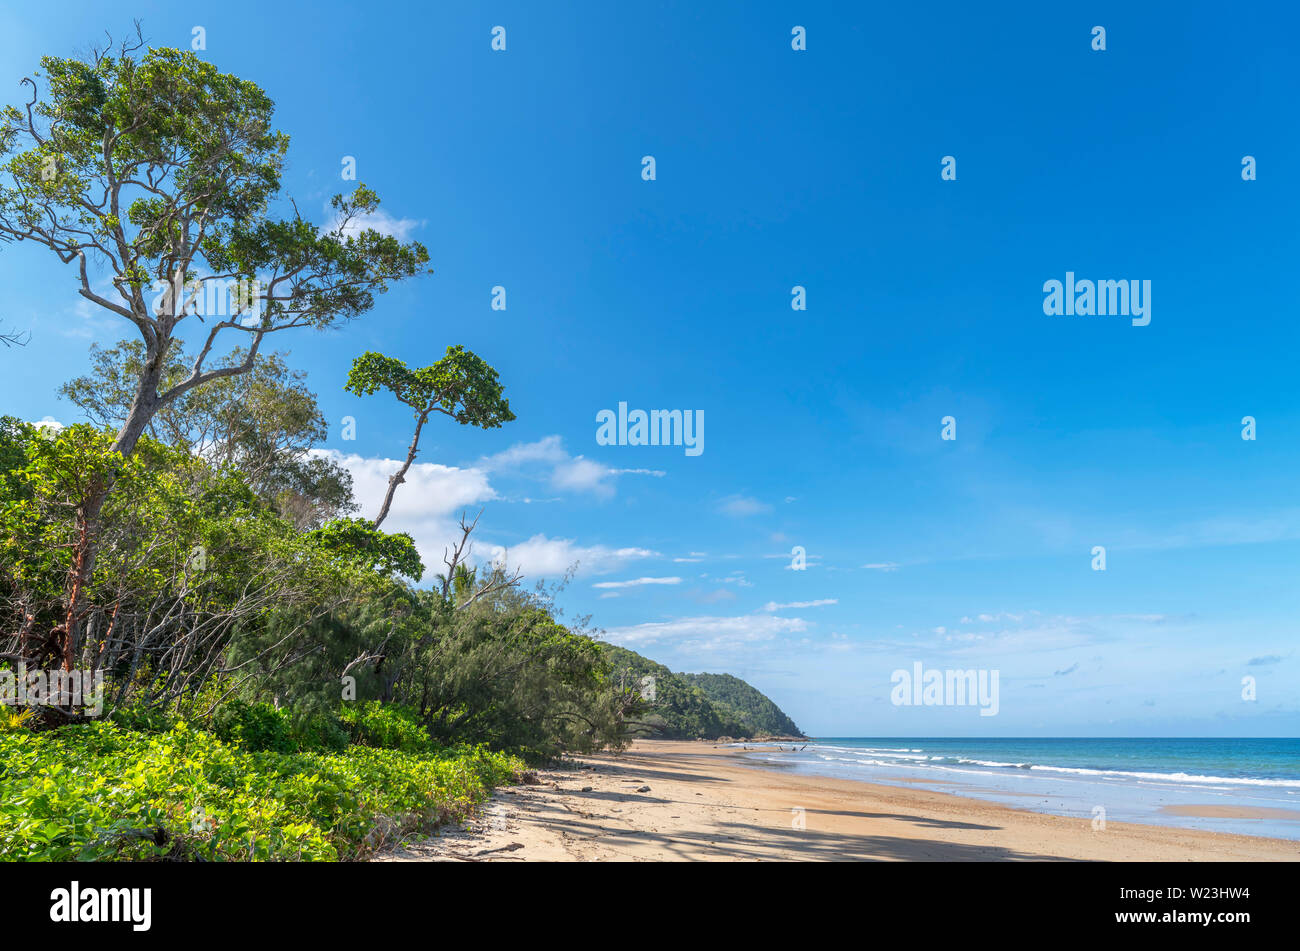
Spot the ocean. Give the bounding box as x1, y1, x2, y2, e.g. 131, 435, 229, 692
730, 737, 1300, 842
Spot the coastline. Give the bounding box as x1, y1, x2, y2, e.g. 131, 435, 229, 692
377, 739, 1300, 862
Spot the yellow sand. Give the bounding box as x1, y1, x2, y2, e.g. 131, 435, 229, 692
376, 740, 1300, 862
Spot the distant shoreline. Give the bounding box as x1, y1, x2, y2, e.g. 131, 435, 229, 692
722, 737, 1300, 841
378, 740, 1300, 862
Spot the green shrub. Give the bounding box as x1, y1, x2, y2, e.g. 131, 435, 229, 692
289, 710, 349, 753
210, 700, 295, 753
0, 720, 522, 861
108, 706, 175, 734
338, 701, 430, 752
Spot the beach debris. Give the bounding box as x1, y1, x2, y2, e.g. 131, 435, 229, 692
636, 785, 651, 793
473, 842, 525, 857
581, 786, 593, 792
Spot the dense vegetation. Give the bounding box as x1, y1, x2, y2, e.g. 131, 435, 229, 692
0, 718, 521, 860
603, 646, 804, 740
681, 672, 804, 737
0, 32, 797, 861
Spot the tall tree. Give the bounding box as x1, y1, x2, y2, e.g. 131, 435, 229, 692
345, 346, 515, 528
0, 32, 428, 640
60, 338, 354, 528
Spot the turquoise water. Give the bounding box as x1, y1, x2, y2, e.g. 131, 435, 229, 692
732, 737, 1300, 841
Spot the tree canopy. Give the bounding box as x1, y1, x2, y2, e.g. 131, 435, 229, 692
0, 39, 430, 457
345, 346, 515, 528
0, 33, 430, 652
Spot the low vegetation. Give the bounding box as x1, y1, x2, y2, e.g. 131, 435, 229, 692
0, 718, 521, 861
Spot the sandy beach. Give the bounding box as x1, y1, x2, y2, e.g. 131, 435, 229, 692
377, 740, 1300, 862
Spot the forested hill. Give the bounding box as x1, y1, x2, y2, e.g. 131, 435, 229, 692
601, 644, 805, 740
680, 672, 803, 738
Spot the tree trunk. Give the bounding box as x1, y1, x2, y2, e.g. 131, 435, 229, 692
112, 356, 164, 456
61, 350, 164, 669
373, 410, 428, 529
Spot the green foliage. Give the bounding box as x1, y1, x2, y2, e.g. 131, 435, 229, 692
287, 711, 350, 754
600, 645, 803, 739
339, 701, 430, 753
2, 46, 287, 238
0, 422, 180, 606
0, 33, 791, 865
107, 706, 175, 734
345, 346, 515, 429
0, 40, 431, 519
309, 517, 423, 581
59, 339, 355, 529
600, 646, 746, 739
681, 672, 804, 737
0, 707, 36, 733
0, 721, 522, 861
343, 346, 515, 528
0, 421, 367, 710
210, 699, 350, 754
0, 415, 32, 502
1, 44, 429, 331
407, 598, 631, 762
211, 700, 295, 753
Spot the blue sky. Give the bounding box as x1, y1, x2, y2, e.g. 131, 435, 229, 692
1, 1, 1297, 736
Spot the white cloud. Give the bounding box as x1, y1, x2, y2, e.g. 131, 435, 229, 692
483, 435, 661, 499
31, 416, 64, 432
592, 576, 682, 590
912, 612, 1110, 657
862, 562, 900, 571
1118, 509, 1300, 553
761, 598, 838, 611
552, 457, 619, 497
484, 435, 567, 469
718, 494, 771, 517
318, 447, 659, 585
601, 614, 810, 654
331, 207, 424, 241
311, 448, 494, 572
489, 535, 659, 579
766, 550, 824, 569
709, 571, 754, 587
961, 612, 1025, 624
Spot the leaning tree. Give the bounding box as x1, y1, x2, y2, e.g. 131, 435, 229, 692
0, 30, 429, 659
344, 346, 515, 529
